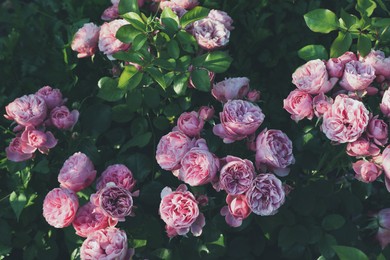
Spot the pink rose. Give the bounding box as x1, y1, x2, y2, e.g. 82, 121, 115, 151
42, 188, 79, 228
177, 111, 204, 137
198, 106, 214, 121
192, 17, 230, 51
326, 51, 357, 78
339, 60, 375, 91
255, 129, 295, 177
98, 19, 131, 59
171, 0, 198, 9
101, 5, 119, 21
220, 194, 251, 227
367, 115, 388, 146
213, 100, 265, 143
71, 23, 100, 58
313, 92, 333, 117
292, 59, 338, 94
20, 127, 57, 154
49, 106, 79, 130
96, 164, 136, 191
72, 202, 115, 238
156, 131, 195, 171
381, 89, 390, 117
5, 94, 47, 127
376, 208, 390, 249
212, 77, 250, 103
58, 152, 97, 192
321, 95, 369, 143
352, 160, 382, 183
159, 2, 187, 17
283, 89, 314, 122
159, 185, 205, 237
219, 155, 255, 195
35, 86, 65, 110
246, 173, 285, 216
80, 227, 128, 260
246, 89, 261, 102
6, 137, 34, 162
382, 146, 390, 185
361, 50, 390, 79
208, 9, 234, 30
346, 137, 380, 157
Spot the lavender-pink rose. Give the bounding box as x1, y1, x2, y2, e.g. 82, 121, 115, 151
352, 160, 382, 183
283, 89, 314, 122
192, 17, 230, 51
35, 86, 65, 110
177, 111, 204, 137
212, 77, 250, 103
339, 60, 375, 91
381, 89, 390, 117
361, 50, 390, 79
49, 106, 79, 130
96, 164, 136, 191
20, 126, 57, 154
208, 9, 234, 30
5, 94, 47, 127
367, 115, 388, 146
6, 137, 34, 162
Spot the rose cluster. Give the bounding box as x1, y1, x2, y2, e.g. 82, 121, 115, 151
4, 86, 79, 162
284, 50, 390, 186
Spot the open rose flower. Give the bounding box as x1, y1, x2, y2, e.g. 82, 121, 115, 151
58, 152, 97, 192
49, 106, 79, 130
71, 22, 100, 58
382, 146, 390, 191
352, 160, 382, 183
43, 188, 79, 228
98, 19, 130, 59
192, 17, 230, 51
367, 115, 388, 146
381, 89, 390, 118
96, 164, 136, 191
213, 100, 265, 143
6, 137, 34, 162
375, 208, 390, 249
361, 50, 390, 79
313, 92, 333, 118
159, 1, 187, 17
246, 173, 285, 216
283, 89, 314, 122
212, 77, 250, 103
171, 0, 198, 9
220, 194, 251, 227
208, 9, 234, 30
35, 86, 65, 110
346, 137, 380, 157
5, 94, 47, 127
101, 2, 119, 21
326, 51, 357, 78
80, 227, 128, 260
20, 126, 57, 154
339, 60, 375, 91
177, 111, 204, 137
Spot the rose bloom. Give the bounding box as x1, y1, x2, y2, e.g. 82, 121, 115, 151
98, 19, 130, 59
208, 9, 234, 30
219, 155, 255, 195
177, 111, 204, 137
96, 164, 136, 191
212, 77, 250, 103
171, 0, 198, 9
367, 115, 388, 146
220, 194, 251, 227
156, 131, 194, 171
246, 173, 285, 216
71, 23, 100, 58
20, 126, 57, 154
283, 89, 314, 122
346, 137, 380, 157
198, 106, 214, 121
159, 1, 187, 17
49, 106, 79, 130
101, 4, 119, 21
339, 60, 376, 91
313, 92, 333, 118
72, 202, 115, 238
80, 227, 128, 260
321, 95, 369, 143
159, 185, 205, 237
352, 160, 382, 183
292, 59, 338, 94
375, 208, 390, 249
246, 89, 261, 102
58, 152, 97, 192
381, 89, 390, 117
192, 17, 230, 51
255, 129, 295, 177
42, 188, 79, 228
326, 51, 357, 78
6, 137, 34, 162
361, 50, 390, 79
5, 94, 47, 127
35, 86, 65, 110
213, 100, 265, 143
382, 146, 390, 181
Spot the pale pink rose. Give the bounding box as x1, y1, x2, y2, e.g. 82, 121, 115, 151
246, 173, 285, 216
49, 106, 79, 130
35, 86, 65, 110
246, 89, 261, 102
326, 51, 357, 78
20, 126, 57, 154
283, 90, 314, 122
198, 106, 214, 121
212, 77, 250, 103
171, 0, 198, 9
376, 208, 390, 249
219, 155, 255, 195
346, 137, 380, 157
321, 95, 369, 143
42, 188, 79, 228
177, 111, 204, 137
192, 17, 230, 51
339, 60, 376, 91
213, 100, 265, 143
80, 227, 128, 260
255, 129, 295, 177
6, 137, 34, 162
58, 152, 97, 192
367, 115, 388, 146
220, 194, 251, 227
156, 131, 195, 171
5, 94, 47, 127
361, 50, 390, 79
352, 160, 382, 183
101, 4, 119, 21
208, 9, 234, 30
98, 19, 130, 59
71, 23, 100, 58
381, 89, 390, 117
313, 93, 333, 117
72, 202, 114, 238
96, 164, 136, 191
292, 59, 338, 94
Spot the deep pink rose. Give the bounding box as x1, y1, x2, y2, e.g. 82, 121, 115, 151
367, 115, 388, 146
96, 164, 136, 191
6, 137, 34, 162
42, 188, 79, 228
339, 60, 375, 91
171, 0, 198, 9
98, 19, 130, 59
346, 137, 380, 157
381, 89, 390, 117
292, 59, 338, 94
246, 173, 285, 216
71, 23, 100, 58
198, 106, 214, 121
255, 129, 295, 177
5, 94, 47, 127
20, 126, 57, 154
213, 100, 265, 143
208, 9, 234, 30
326, 51, 357, 78
352, 160, 382, 183
376, 208, 390, 249
212, 77, 250, 103
35, 86, 65, 110
177, 111, 204, 137
246, 89, 261, 102
219, 156, 255, 195
321, 95, 369, 143
361, 50, 390, 79
49, 106, 79, 130
313, 93, 333, 118
80, 227, 128, 260
156, 131, 195, 171
220, 194, 251, 227
192, 17, 230, 51
58, 152, 97, 192
283, 89, 314, 122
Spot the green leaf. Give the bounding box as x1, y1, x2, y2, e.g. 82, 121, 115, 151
180, 6, 210, 28
153, 116, 170, 130
97, 77, 125, 102
278, 225, 309, 249
9, 191, 27, 221
340, 9, 359, 29
371, 18, 390, 27
202, 51, 233, 73
124, 153, 152, 182
121, 12, 145, 31
357, 34, 371, 57
81, 104, 112, 137
121, 132, 152, 149
376, 0, 390, 15
190, 69, 211, 92
132, 33, 147, 51
332, 246, 369, 260
153, 58, 176, 70
173, 73, 190, 95
167, 40, 180, 59
111, 104, 134, 123
32, 159, 49, 174
298, 45, 328, 61
161, 8, 180, 36
319, 234, 336, 259
150, 248, 172, 260
143, 87, 160, 108
112, 51, 144, 64
131, 239, 147, 249
176, 30, 198, 53
146, 67, 167, 89
118, 0, 139, 15
304, 9, 339, 33
116, 24, 142, 44
322, 214, 346, 231
130, 117, 148, 136
118, 66, 143, 90
330, 31, 352, 58
126, 89, 143, 112
356, 0, 377, 17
